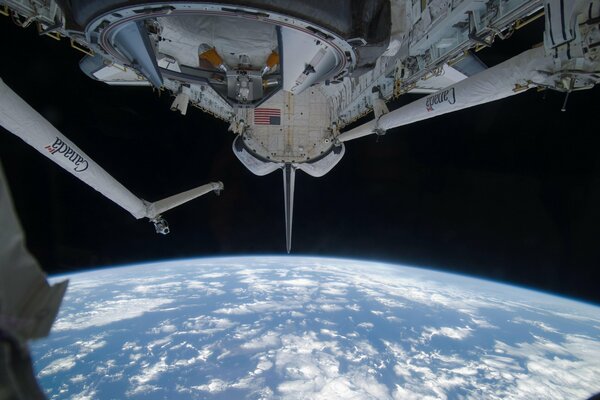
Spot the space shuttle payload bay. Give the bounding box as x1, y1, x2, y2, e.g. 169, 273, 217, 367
1, 0, 600, 251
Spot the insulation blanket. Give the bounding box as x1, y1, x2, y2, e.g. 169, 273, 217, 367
0, 161, 67, 341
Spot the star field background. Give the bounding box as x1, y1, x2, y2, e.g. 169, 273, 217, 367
1, 16, 599, 304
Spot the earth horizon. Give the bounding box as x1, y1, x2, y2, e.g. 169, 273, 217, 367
32, 256, 600, 399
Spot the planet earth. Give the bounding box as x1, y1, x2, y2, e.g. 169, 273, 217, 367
31, 256, 600, 399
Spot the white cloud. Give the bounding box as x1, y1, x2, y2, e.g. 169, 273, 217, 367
319, 282, 348, 296
470, 316, 497, 329
383, 329, 600, 400
126, 384, 161, 396
421, 326, 473, 342
182, 315, 237, 334
320, 304, 344, 312
344, 340, 379, 363
172, 346, 213, 366
70, 374, 86, 383
393, 384, 437, 400
290, 311, 306, 318
191, 379, 229, 393
357, 322, 374, 329
233, 324, 263, 340
280, 278, 318, 287
150, 320, 178, 334
38, 356, 77, 377
71, 386, 97, 400
133, 282, 180, 294
512, 317, 558, 333
71, 335, 107, 359
186, 280, 226, 295
129, 356, 169, 386
373, 297, 406, 308
489, 334, 600, 399
320, 329, 341, 338
122, 341, 142, 352
241, 331, 281, 350
382, 340, 407, 358
266, 331, 394, 398
53, 298, 173, 331
146, 336, 172, 352
198, 272, 229, 278
314, 318, 336, 326
255, 358, 274, 374
214, 300, 303, 315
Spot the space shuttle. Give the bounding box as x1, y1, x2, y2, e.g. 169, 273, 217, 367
1, 0, 599, 256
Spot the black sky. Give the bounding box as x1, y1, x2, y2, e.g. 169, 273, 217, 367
1, 16, 599, 304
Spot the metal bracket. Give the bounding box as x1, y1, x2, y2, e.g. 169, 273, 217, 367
374, 127, 386, 143
150, 215, 170, 235
512, 80, 532, 93
515, 8, 545, 31
105, 60, 127, 72
347, 37, 367, 47
70, 39, 94, 56
37, 21, 61, 41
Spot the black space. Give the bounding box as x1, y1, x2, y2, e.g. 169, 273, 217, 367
1, 17, 599, 304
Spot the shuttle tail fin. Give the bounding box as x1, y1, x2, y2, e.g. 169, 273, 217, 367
283, 164, 295, 254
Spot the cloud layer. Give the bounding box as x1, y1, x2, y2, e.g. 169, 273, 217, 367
34, 257, 600, 399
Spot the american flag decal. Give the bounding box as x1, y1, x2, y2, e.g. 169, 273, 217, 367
254, 108, 281, 125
